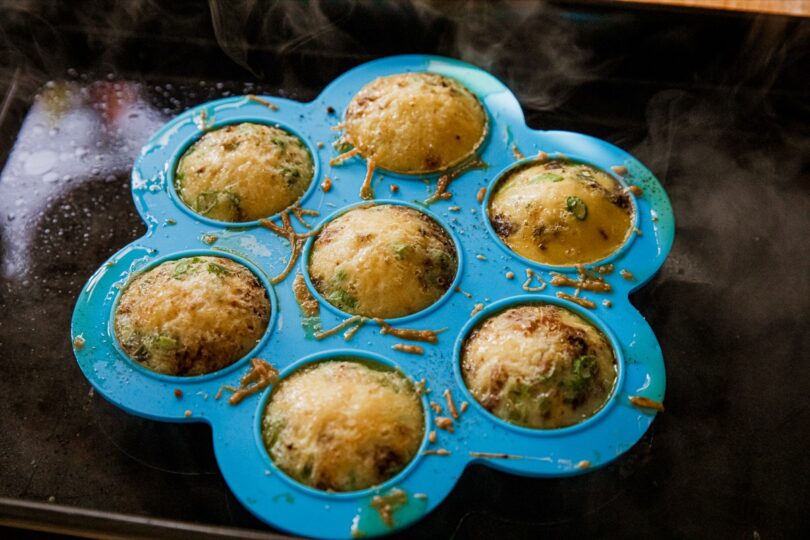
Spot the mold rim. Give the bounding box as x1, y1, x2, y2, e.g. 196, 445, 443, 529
165, 116, 322, 228
452, 293, 627, 438
300, 198, 465, 325
481, 152, 641, 272
252, 348, 433, 501
335, 69, 493, 180
107, 248, 279, 384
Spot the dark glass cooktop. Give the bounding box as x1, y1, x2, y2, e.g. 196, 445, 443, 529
1, 2, 808, 538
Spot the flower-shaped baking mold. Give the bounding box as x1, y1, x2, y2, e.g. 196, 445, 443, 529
72, 55, 674, 539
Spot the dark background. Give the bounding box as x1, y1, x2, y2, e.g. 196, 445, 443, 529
0, 1, 808, 538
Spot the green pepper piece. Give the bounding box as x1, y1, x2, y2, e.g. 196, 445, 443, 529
566, 196, 588, 220
153, 335, 178, 350
172, 260, 191, 279
207, 262, 231, 276
529, 173, 564, 184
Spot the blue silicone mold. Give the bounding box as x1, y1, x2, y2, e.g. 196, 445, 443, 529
71, 55, 674, 539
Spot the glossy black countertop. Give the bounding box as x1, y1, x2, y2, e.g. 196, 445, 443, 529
0, 2, 808, 538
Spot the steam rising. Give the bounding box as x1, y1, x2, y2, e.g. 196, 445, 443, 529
431, 1, 599, 110
205, 0, 598, 110
629, 14, 810, 324
0, 0, 807, 529
0, 1, 597, 112
0, 1, 807, 289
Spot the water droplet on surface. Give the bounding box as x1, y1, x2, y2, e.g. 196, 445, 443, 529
24, 149, 58, 175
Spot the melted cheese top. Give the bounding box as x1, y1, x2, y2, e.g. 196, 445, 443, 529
176, 123, 313, 222
343, 72, 487, 174
462, 304, 617, 429
114, 256, 270, 376
262, 360, 424, 492
309, 204, 457, 318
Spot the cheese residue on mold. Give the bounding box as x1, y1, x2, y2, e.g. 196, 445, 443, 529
246, 94, 279, 111
376, 319, 445, 344
260, 211, 321, 285
443, 388, 459, 420
220, 358, 279, 405
370, 488, 408, 528
434, 417, 454, 432
392, 343, 424, 355
314, 315, 364, 341
422, 448, 451, 456
556, 291, 597, 309
550, 265, 611, 293
629, 395, 665, 412
292, 273, 319, 318
522, 268, 547, 292
261, 360, 423, 492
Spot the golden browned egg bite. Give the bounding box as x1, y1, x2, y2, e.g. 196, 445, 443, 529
262, 359, 424, 492
488, 159, 634, 266
175, 123, 314, 222
114, 256, 270, 376
308, 204, 457, 319
341, 72, 487, 174
461, 304, 617, 429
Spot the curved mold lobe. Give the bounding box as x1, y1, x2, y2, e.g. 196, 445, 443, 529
73, 247, 280, 423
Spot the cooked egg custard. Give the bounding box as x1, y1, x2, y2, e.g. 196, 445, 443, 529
175, 123, 314, 222
309, 204, 457, 319
488, 159, 633, 266
114, 256, 270, 376
461, 304, 617, 429
262, 360, 424, 492
342, 72, 487, 174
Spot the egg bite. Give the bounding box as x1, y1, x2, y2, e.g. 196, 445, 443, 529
114, 256, 270, 376
175, 123, 314, 222
461, 304, 617, 429
488, 159, 634, 266
341, 72, 487, 174
308, 204, 457, 319
262, 359, 424, 492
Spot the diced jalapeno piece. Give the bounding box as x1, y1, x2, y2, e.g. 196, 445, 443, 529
566, 196, 588, 220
